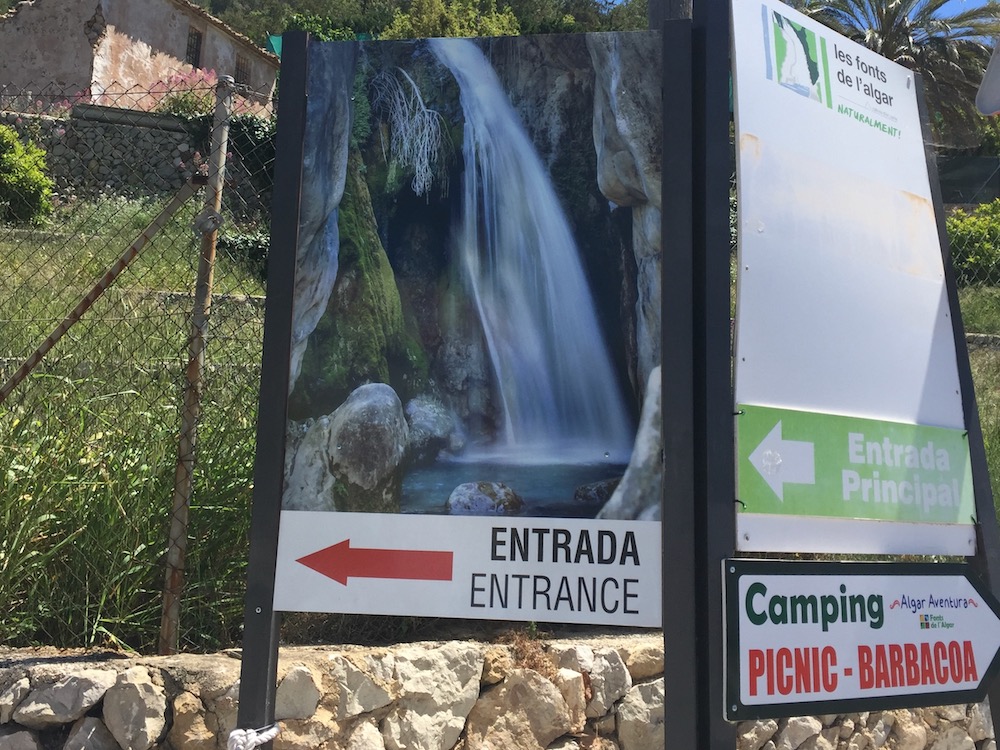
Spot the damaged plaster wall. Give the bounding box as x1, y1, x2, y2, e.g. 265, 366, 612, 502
97, 0, 277, 97
0, 0, 277, 104
0, 0, 102, 93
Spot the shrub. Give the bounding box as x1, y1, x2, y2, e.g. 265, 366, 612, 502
0, 124, 53, 225
228, 113, 276, 221
947, 199, 1000, 286
217, 229, 270, 282
154, 69, 218, 117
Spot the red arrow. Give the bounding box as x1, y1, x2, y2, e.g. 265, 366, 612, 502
296, 539, 454, 586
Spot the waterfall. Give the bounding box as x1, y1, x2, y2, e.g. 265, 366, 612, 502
430, 38, 633, 464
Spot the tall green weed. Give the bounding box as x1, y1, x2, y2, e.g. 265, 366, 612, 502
0, 370, 258, 651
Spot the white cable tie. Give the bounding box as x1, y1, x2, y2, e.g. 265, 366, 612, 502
227, 724, 280, 750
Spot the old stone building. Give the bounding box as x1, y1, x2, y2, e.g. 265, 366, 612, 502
0, 0, 278, 102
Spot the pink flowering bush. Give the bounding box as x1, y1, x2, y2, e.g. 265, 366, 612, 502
153, 68, 218, 117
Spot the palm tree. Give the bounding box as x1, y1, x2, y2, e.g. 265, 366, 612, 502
800, 0, 1000, 146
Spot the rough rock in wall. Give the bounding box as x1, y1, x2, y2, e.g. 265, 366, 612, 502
4, 105, 271, 220
0, 636, 993, 750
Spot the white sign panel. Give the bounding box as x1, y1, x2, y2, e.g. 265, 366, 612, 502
731, 0, 973, 554
732, 0, 962, 427
725, 560, 1000, 720
274, 512, 662, 627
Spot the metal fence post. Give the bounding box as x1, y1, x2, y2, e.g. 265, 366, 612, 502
159, 75, 235, 655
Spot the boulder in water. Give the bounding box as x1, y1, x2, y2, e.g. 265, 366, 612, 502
447, 482, 524, 515
405, 395, 464, 466
574, 478, 622, 508
283, 383, 409, 513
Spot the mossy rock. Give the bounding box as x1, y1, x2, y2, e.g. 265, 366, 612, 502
291, 150, 429, 418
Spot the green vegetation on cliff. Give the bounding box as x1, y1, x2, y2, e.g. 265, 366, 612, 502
292, 151, 427, 418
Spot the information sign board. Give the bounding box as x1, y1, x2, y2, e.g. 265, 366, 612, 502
725, 559, 1000, 720
731, 0, 974, 554
259, 31, 664, 627
736, 404, 976, 554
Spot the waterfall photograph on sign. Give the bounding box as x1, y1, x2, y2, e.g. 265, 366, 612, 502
281, 32, 662, 521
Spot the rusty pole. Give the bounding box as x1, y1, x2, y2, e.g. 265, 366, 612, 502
159, 75, 235, 655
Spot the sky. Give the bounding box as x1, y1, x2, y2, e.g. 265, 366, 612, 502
940, 0, 997, 15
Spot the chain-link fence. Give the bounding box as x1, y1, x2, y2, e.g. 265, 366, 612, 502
0, 77, 274, 653
944, 157, 1000, 506
4, 69, 1000, 654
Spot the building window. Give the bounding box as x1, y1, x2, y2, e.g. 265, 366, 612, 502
185, 27, 203, 68
235, 54, 250, 86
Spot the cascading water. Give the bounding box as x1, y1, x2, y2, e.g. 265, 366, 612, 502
430, 38, 633, 464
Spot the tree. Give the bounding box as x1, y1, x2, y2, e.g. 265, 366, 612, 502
285, 11, 355, 40
380, 0, 520, 39
801, 0, 1000, 146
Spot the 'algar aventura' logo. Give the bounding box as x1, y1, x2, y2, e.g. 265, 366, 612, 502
890, 594, 980, 613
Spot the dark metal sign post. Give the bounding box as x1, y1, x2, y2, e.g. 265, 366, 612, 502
691, 0, 735, 745
658, 0, 736, 745
236, 31, 309, 746
659, 14, 699, 750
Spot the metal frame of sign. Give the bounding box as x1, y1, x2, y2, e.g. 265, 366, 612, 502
689, 0, 736, 745
236, 30, 308, 736
724, 559, 1000, 721
919, 67, 1000, 731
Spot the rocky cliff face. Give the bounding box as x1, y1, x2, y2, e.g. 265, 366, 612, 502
289, 41, 356, 393
283, 34, 664, 514
490, 33, 642, 405
297, 34, 656, 434
588, 32, 663, 397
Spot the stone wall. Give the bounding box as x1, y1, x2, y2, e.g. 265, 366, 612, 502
2, 108, 199, 198
2, 106, 263, 212
0, 635, 994, 750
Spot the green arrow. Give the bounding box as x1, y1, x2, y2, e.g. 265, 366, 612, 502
737, 404, 974, 524
748, 420, 815, 501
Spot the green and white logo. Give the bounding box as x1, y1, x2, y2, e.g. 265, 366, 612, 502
762, 6, 833, 107
737, 404, 975, 525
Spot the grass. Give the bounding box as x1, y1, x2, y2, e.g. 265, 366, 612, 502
970, 346, 1000, 503
0, 370, 259, 650
0, 193, 264, 651
959, 286, 1000, 336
